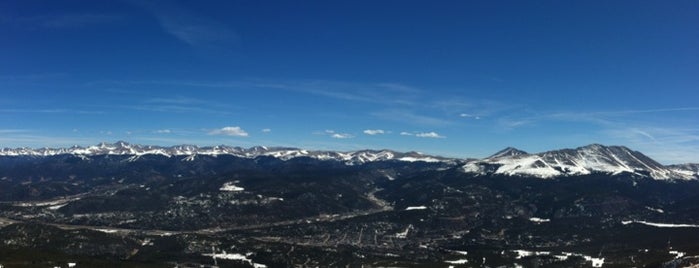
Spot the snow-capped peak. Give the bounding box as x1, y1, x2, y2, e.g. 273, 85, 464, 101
488, 147, 528, 159
463, 144, 695, 180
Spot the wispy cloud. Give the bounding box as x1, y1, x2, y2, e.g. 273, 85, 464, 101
0, 73, 68, 82
145, 96, 210, 105
0, 129, 98, 148
250, 80, 422, 106
154, 129, 172, 134
108, 96, 235, 115
399, 131, 446, 139
92, 79, 422, 106
363, 129, 386, 135
459, 113, 481, 119
80, 89, 240, 115
121, 104, 233, 115
261, 128, 271, 133
415, 132, 446, 139
606, 127, 699, 146
331, 133, 353, 139
135, 1, 237, 46
495, 106, 699, 163
316, 129, 353, 139
500, 107, 699, 129
0, 108, 103, 114
0, 129, 30, 134
208, 126, 249, 137
0, 134, 97, 148
87, 79, 470, 126
497, 117, 537, 129
2, 13, 122, 29
630, 128, 656, 142
604, 126, 699, 164
430, 98, 516, 118
372, 109, 452, 126
595, 107, 699, 116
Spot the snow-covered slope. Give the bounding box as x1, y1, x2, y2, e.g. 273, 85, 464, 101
668, 163, 699, 177
0, 141, 454, 165
463, 144, 696, 180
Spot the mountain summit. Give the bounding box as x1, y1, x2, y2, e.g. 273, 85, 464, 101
488, 147, 528, 158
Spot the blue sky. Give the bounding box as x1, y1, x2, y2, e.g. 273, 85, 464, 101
1, 1, 698, 163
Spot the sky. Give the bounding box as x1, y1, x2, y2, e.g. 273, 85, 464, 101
0, 1, 698, 164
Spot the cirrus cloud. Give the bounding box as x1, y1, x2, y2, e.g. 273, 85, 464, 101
399, 131, 446, 138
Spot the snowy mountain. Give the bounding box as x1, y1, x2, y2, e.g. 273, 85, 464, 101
1, 142, 696, 180
0, 141, 453, 165
464, 144, 696, 180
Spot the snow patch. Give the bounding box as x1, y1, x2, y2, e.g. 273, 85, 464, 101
462, 162, 484, 174
395, 224, 413, 239
583, 256, 604, 267
203, 251, 266, 268
529, 217, 550, 223
95, 228, 119, 233
670, 250, 686, 259
583, 256, 605, 267
452, 250, 468, 255
220, 182, 244, 192
514, 250, 550, 259
398, 156, 442, 163
492, 155, 562, 178
13, 197, 80, 208
48, 204, 67, 210
645, 206, 664, 213
405, 206, 427, 211
182, 154, 197, 161
445, 259, 468, 264
622, 220, 699, 228
512, 250, 604, 267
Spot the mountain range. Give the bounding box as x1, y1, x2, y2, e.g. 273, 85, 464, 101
2, 141, 696, 180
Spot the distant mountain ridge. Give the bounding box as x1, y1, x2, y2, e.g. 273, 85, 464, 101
0, 141, 451, 165
1, 141, 697, 180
